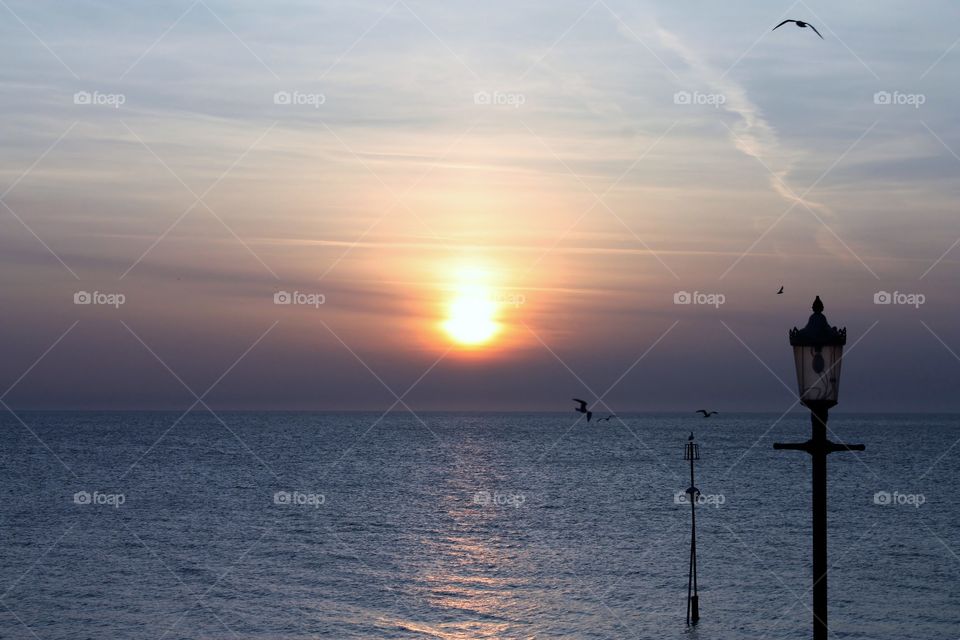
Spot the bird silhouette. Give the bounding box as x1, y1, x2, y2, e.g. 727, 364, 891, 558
596, 414, 616, 423
777, 286, 784, 295
773, 19, 823, 39
572, 398, 593, 422
688, 432, 695, 441
696, 410, 718, 418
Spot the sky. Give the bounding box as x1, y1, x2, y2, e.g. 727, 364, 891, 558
1, 0, 959, 412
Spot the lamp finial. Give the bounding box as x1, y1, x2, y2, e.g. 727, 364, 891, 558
812, 296, 824, 314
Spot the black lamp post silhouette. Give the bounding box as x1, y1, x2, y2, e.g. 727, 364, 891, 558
684, 433, 700, 625
773, 296, 864, 640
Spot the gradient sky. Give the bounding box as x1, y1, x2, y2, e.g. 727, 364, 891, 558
2, 1, 959, 412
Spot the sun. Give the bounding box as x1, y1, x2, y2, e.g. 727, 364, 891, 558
442, 269, 500, 347
444, 291, 498, 346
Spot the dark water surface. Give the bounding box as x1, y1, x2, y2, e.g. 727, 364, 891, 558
0, 412, 956, 639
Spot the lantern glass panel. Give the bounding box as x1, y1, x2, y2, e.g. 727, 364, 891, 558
793, 343, 842, 404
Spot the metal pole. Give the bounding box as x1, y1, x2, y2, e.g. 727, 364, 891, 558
811, 406, 828, 640
690, 493, 699, 623
774, 404, 864, 640
686, 537, 694, 624
686, 445, 700, 625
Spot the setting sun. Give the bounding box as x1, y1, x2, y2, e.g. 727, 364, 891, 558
442, 268, 501, 347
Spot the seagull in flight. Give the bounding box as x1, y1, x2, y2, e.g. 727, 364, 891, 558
572, 398, 593, 422
777, 286, 784, 295
696, 410, 718, 418
596, 414, 616, 423
773, 19, 823, 39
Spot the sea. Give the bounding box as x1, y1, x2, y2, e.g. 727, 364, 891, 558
0, 412, 956, 639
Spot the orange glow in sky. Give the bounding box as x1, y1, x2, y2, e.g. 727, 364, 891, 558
441, 266, 502, 347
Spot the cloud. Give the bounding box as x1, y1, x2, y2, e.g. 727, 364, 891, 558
653, 25, 814, 207
612, 14, 870, 271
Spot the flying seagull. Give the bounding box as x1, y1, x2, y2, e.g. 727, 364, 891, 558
777, 286, 784, 295
572, 398, 593, 422
597, 414, 616, 423
696, 410, 718, 418
773, 19, 823, 39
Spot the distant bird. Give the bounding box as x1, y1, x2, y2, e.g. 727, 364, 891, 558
572, 398, 593, 422
597, 414, 616, 423
773, 19, 823, 39
696, 410, 718, 418
688, 432, 695, 441
777, 286, 784, 295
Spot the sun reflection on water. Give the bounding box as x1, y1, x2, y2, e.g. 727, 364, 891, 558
394, 445, 535, 639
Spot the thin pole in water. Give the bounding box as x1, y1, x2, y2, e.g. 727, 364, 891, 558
685, 434, 700, 625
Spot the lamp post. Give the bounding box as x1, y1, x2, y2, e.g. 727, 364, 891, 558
773, 296, 864, 640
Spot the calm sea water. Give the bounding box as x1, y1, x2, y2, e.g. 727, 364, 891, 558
0, 412, 956, 639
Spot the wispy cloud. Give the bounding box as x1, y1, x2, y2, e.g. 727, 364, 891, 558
647, 24, 823, 213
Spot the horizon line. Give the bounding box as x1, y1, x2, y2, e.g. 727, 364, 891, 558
3, 408, 956, 415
